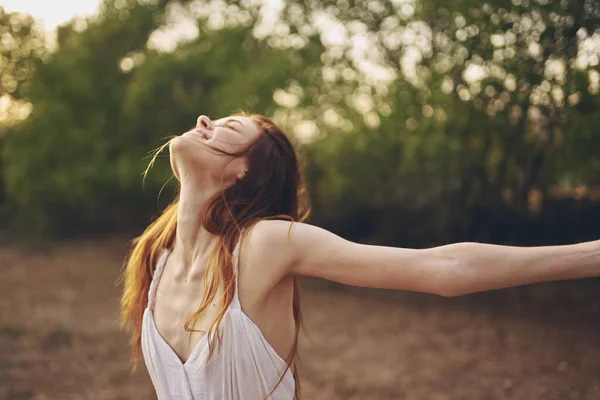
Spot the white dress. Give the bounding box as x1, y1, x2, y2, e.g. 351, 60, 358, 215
141, 238, 295, 400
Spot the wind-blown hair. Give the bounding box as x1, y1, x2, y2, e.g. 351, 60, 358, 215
119, 112, 310, 399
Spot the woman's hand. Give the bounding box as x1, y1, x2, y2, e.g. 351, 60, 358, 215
249, 220, 600, 297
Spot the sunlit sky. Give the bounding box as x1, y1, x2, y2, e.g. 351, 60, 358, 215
1, 0, 103, 31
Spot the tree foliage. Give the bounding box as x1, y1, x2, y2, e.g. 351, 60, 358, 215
0, 0, 320, 233
0, 0, 598, 243
280, 0, 600, 243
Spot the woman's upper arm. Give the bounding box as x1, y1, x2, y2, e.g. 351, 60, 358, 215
252, 220, 600, 297
252, 219, 453, 296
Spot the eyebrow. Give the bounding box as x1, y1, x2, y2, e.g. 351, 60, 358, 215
223, 118, 244, 133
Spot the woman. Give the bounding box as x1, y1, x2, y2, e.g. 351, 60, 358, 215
120, 112, 599, 400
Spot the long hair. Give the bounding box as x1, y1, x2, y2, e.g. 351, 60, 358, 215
119, 112, 310, 399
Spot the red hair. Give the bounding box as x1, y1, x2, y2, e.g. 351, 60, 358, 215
119, 113, 310, 399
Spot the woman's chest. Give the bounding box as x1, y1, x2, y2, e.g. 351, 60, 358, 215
152, 278, 226, 362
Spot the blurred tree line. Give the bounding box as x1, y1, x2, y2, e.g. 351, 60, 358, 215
0, 0, 599, 246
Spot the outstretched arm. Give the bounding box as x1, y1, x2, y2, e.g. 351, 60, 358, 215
253, 220, 600, 297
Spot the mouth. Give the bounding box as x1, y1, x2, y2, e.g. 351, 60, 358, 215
189, 128, 212, 140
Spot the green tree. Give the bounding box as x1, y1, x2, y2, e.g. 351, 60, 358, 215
0, 7, 47, 207
279, 0, 600, 243
1, 0, 322, 234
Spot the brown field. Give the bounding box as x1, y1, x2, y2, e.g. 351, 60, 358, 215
0, 237, 599, 400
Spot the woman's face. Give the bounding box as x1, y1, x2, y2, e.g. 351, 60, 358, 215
169, 115, 261, 184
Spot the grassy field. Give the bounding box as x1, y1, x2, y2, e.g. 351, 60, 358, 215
0, 237, 599, 400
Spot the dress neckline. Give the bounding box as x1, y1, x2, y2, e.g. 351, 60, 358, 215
145, 237, 290, 368
145, 237, 243, 366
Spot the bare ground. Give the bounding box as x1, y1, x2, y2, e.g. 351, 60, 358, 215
0, 237, 599, 400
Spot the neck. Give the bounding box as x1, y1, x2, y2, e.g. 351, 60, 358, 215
175, 173, 222, 267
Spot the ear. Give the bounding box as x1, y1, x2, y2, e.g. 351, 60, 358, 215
236, 170, 248, 181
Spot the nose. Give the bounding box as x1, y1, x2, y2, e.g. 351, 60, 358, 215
196, 115, 213, 130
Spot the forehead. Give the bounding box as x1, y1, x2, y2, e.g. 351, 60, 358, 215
216, 116, 260, 137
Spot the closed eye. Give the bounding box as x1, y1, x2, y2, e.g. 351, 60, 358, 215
219, 119, 243, 134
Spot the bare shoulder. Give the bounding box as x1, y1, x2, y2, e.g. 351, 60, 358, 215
250, 219, 337, 243
246, 219, 345, 275
244, 219, 299, 274
235, 219, 295, 293
249, 218, 337, 250
247, 219, 449, 294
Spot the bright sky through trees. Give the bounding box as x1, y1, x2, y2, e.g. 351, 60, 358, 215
1, 0, 102, 31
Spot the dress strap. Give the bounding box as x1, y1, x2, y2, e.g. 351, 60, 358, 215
231, 231, 244, 309
148, 249, 169, 310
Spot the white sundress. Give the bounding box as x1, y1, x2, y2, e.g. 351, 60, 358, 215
140, 238, 295, 400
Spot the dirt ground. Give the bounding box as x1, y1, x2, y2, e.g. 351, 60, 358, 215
0, 237, 599, 400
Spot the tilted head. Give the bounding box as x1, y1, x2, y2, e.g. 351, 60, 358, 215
169, 114, 260, 186
122, 112, 307, 399
169, 112, 309, 230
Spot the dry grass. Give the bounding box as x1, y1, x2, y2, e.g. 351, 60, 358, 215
0, 237, 599, 400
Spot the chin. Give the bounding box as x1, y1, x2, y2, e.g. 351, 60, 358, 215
171, 134, 199, 152
169, 136, 205, 160
169, 135, 217, 176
